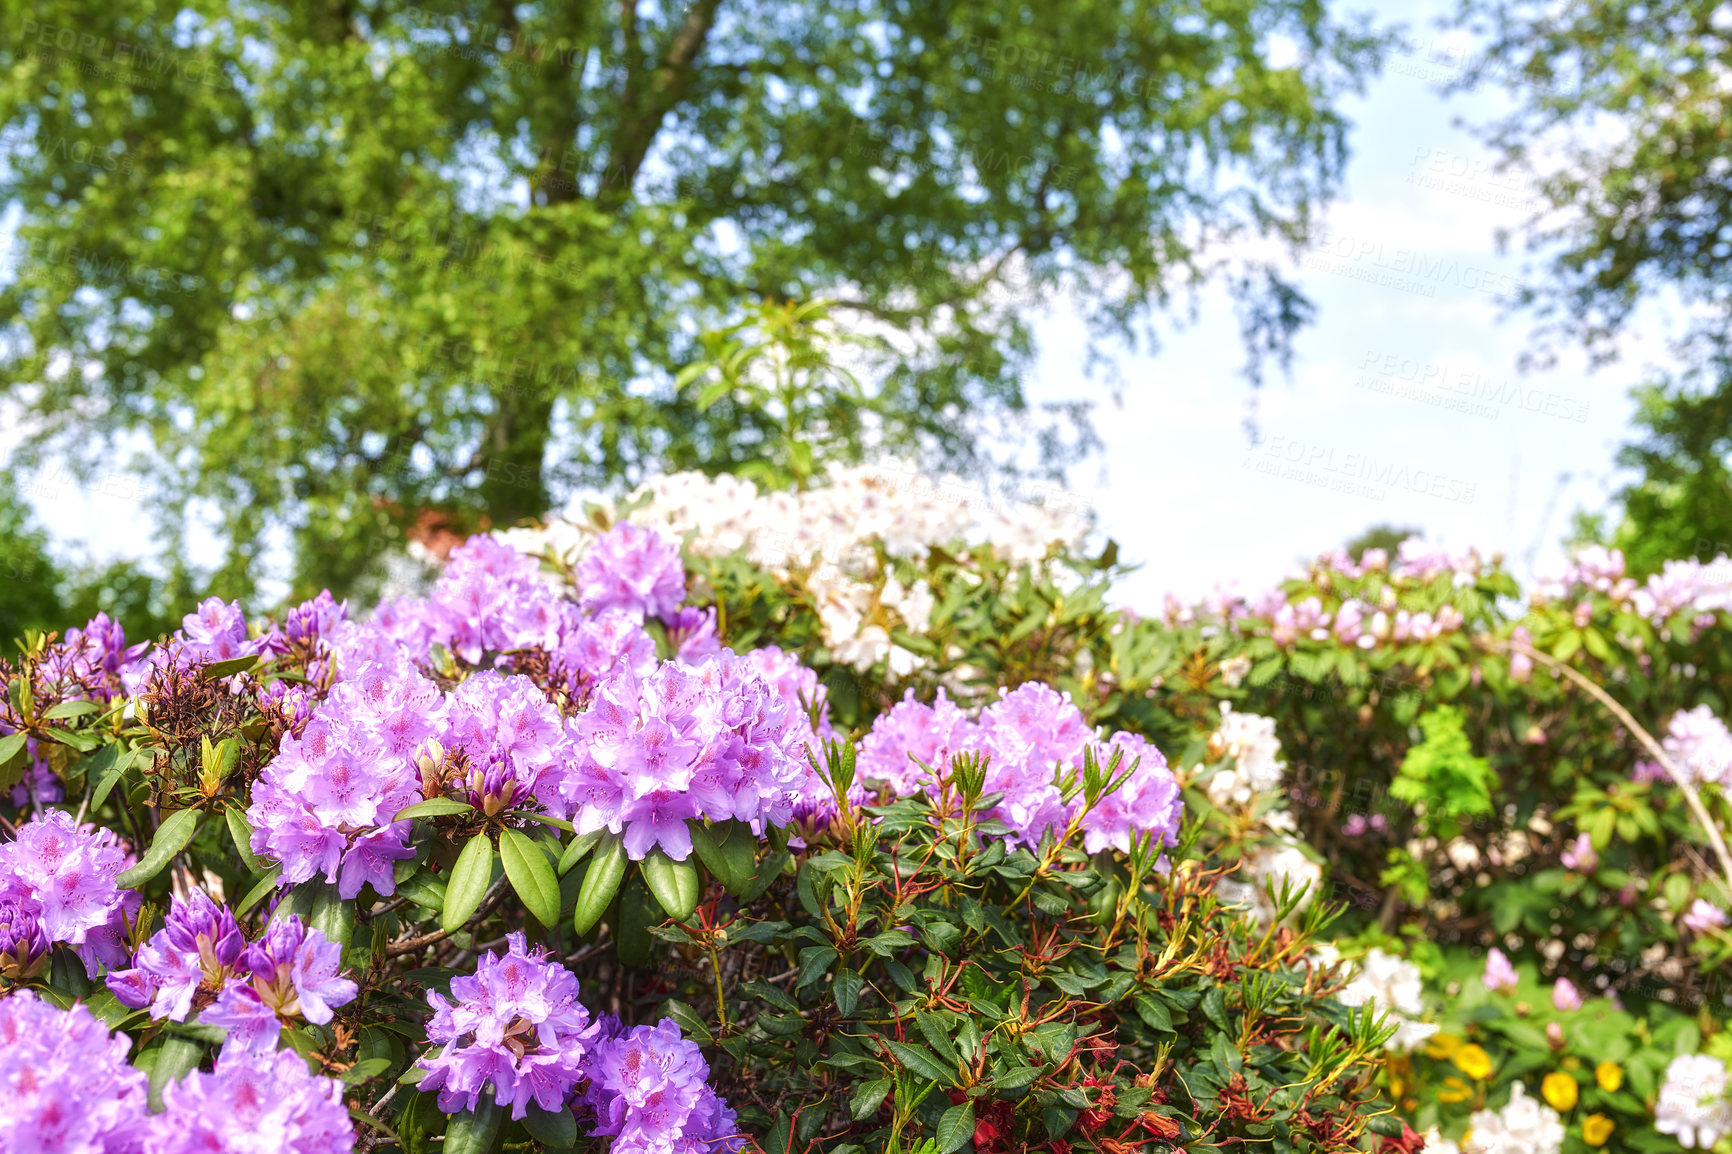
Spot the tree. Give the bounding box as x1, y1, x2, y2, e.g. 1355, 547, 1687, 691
0, 0, 1386, 605
1452, 0, 1732, 568
1344, 523, 1420, 563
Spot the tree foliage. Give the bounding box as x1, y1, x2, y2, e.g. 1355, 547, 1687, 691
0, 0, 1384, 604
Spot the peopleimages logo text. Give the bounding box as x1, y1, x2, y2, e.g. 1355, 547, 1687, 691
1358, 349, 1590, 423
1253, 435, 1477, 505
1308, 228, 1519, 298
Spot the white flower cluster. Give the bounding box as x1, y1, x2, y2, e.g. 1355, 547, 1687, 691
507, 463, 1089, 673
1206, 704, 1321, 927
1461, 1082, 1564, 1154
1205, 704, 1286, 807
1216, 841, 1322, 928
1660, 705, 1732, 787
1656, 1054, 1732, 1149
1319, 947, 1439, 1052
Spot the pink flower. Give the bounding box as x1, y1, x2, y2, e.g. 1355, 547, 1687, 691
1483, 947, 1518, 993
1552, 977, 1583, 1011
1683, 899, 1729, 935
1559, 832, 1597, 873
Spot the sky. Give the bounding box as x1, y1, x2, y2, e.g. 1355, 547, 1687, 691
9, 0, 1686, 613
1024, 0, 1681, 608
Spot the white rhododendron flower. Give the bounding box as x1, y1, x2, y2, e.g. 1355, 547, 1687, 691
1661, 706, 1732, 787
1206, 704, 1286, 806
1656, 1054, 1732, 1149
1328, 948, 1439, 1052
1462, 1082, 1563, 1154
1422, 1130, 1461, 1154
1217, 842, 1320, 927
504, 463, 1087, 673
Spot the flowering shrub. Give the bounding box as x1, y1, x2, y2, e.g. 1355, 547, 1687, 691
0, 509, 1395, 1153
503, 470, 1732, 1151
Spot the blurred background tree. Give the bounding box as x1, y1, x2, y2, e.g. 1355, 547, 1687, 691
1452, 0, 1732, 573
0, 0, 1386, 613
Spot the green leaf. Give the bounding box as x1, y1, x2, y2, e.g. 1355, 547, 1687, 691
200, 654, 261, 680
306, 883, 355, 950
1591, 806, 1618, 852
885, 1040, 954, 1085
688, 819, 758, 895
659, 998, 714, 1046
0, 732, 29, 789
937, 1102, 975, 1153
146, 1034, 205, 1110
521, 1104, 577, 1147
225, 807, 265, 873
557, 830, 604, 875
994, 1065, 1042, 1092
88, 747, 135, 812
116, 809, 203, 889
235, 866, 283, 916
641, 848, 703, 921
392, 797, 475, 822
41, 699, 100, 720
393, 1090, 440, 1154
615, 876, 658, 969
441, 1099, 503, 1154
395, 868, 447, 912
833, 968, 864, 1016
797, 945, 838, 988
852, 1078, 893, 1122
443, 832, 495, 932
572, 833, 628, 936
498, 828, 560, 928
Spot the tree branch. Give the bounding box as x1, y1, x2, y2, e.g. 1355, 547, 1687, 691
599, 0, 723, 203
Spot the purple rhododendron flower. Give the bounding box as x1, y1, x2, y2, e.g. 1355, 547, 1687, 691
145, 1047, 353, 1154
856, 687, 978, 796
585, 1017, 744, 1154
107, 889, 245, 1021
0, 808, 132, 950
1078, 732, 1182, 855
0, 991, 148, 1152
0, 894, 47, 981
854, 682, 1183, 853
418, 932, 599, 1119
241, 916, 359, 1026
247, 659, 440, 896
564, 654, 814, 860
576, 523, 687, 622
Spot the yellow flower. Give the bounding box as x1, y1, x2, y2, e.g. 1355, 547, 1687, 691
1542, 1071, 1580, 1111
1582, 1113, 1615, 1147
1437, 1075, 1473, 1104
1454, 1043, 1494, 1081
1426, 1033, 1463, 1060
1595, 1062, 1623, 1092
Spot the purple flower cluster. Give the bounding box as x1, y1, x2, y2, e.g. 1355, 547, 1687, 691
566, 653, 817, 860
37, 611, 149, 700
321, 533, 669, 714
586, 1018, 744, 1154
247, 660, 444, 896
248, 653, 590, 896
0, 991, 148, 1153
247, 528, 822, 887
418, 932, 600, 1119
856, 682, 1182, 852
576, 522, 687, 621
0, 808, 136, 975
145, 1048, 354, 1154
107, 891, 357, 1055
0, 991, 353, 1153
